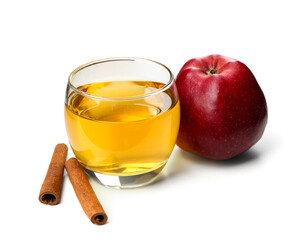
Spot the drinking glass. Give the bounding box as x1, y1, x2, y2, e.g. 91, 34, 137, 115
65, 58, 180, 188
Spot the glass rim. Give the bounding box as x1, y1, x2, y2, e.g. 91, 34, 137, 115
68, 57, 174, 101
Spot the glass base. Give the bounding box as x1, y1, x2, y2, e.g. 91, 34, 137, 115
84, 166, 164, 189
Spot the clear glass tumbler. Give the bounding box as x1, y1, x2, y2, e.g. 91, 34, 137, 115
64, 58, 180, 188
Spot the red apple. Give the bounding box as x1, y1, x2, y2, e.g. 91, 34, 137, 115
176, 54, 268, 160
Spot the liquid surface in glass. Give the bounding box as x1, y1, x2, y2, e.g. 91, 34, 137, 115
65, 81, 180, 176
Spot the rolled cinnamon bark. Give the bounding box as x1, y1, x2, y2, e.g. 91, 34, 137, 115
39, 143, 68, 205
65, 158, 108, 225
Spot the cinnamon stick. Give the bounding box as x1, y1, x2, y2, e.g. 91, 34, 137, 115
65, 158, 108, 225
39, 143, 68, 205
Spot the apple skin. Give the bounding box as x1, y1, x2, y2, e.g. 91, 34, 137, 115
175, 54, 268, 160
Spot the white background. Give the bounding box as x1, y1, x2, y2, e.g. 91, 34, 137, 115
1, 0, 307, 239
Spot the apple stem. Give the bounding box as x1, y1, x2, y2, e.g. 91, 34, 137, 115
206, 68, 217, 75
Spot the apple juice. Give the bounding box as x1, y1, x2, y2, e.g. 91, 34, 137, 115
65, 80, 180, 176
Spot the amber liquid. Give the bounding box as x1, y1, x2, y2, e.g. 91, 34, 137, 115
65, 81, 180, 176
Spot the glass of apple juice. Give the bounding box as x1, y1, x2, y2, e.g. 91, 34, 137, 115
64, 58, 180, 188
